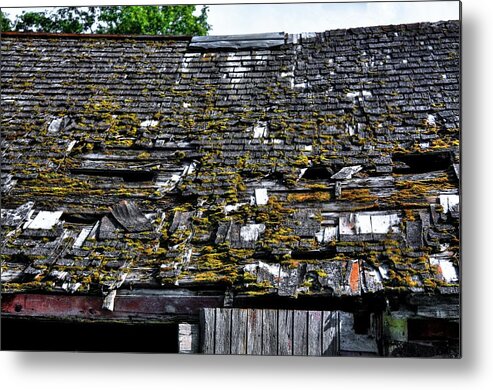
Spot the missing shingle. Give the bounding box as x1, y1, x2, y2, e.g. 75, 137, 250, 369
291, 248, 337, 260
392, 151, 452, 173
61, 212, 105, 224
301, 166, 333, 180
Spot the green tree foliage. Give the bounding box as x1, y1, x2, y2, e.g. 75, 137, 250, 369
96, 6, 209, 35
1, 10, 12, 31
14, 7, 97, 34
6, 6, 210, 35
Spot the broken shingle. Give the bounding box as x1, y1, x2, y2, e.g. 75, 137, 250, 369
26, 211, 63, 230
331, 165, 362, 180
110, 201, 153, 232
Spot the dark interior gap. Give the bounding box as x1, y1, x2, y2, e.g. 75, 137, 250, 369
61, 212, 106, 224
301, 166, 332, 180
353, 311, 371, 335
392, 151, 452, 173
290, 247, 337, 260
408, 318, 459, 341
1, 318, 179, 353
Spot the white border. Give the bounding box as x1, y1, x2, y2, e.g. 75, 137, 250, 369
2, 1, 492, 389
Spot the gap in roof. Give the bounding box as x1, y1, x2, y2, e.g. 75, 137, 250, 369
3, 1, 460, 36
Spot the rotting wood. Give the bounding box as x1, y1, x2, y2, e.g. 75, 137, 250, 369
1, 22, 460, 357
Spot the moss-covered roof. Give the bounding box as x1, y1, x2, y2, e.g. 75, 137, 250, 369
0, 21, 460, 299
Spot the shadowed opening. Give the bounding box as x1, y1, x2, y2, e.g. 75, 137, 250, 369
392, 151, 451, 173
1, 318, 179, 353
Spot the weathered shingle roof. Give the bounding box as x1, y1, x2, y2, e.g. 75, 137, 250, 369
0, 21, 460, 300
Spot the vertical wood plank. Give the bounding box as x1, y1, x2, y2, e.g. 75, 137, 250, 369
200, 308, 215, 354
231, 308, 248, 354
308, 311, 322, 356
190, 323, 199, 354
262, 309, 278, 355
278, 310, 293, 356
246, 308, 262, 355
322, 311, 339, 356
178, 323, 199, 354
178, 323, 192, 353
293, 310, 308, 356
214, 308, 231, 355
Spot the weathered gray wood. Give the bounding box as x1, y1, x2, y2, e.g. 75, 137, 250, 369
201, 308, 341, 356
200, 308, 215, 354
331, 165, 362, 180
406, 220, 423, 249
214, 308, 231, 355
189, 34, 285, 50
178, 323, 199, 354
278, 310, 293, 356
339, 312, 378, 354
169, 211, 192, 233
278, 265, 300, 297
246, 308, 262, 355
191, 323, 199, 354
191, 32, 284, 43
98, 215, 119, 240
293, 310, 308, 356
262, 309, 278, 355
231, 308, 248, 354
307, 311, 322, 356
110, 200, 152, 232
322, 311, 339, 356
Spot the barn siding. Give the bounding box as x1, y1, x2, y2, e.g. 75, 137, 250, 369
201, 308, 341, 356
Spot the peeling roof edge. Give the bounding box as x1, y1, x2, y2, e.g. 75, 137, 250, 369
190, 32, 286, 50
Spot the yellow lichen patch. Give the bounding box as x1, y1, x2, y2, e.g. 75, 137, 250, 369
339, 188, 378, 203
403, 209, 416, 221
194, 271, 220, 282
287, 191, 330, 203
386, 175, 455, 207
197, 252, 227, 270
304, 183, 330, 190
292, 154, 310, 167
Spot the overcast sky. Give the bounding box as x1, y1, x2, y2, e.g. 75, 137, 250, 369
2, 1, 460, 35
206, 2, 460, 35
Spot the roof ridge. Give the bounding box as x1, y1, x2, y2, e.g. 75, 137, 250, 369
1, 20, 459, 41
0, 31, 192, 41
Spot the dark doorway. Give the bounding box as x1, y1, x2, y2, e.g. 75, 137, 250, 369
1, 318, 179, 353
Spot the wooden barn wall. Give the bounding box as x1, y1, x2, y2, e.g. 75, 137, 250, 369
200, 308, 339, 356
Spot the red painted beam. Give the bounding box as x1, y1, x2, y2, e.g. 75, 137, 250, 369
1, 293, 224, 321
